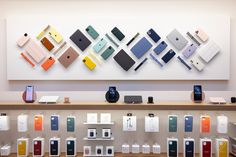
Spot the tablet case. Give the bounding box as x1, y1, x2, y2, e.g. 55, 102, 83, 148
41, 57, 55, 71
153, 41, 168, 55
162, 49, 176, 63
70, 29, 91, 51
167, 29, 188, 50
93, 38, 107, 53
101, 46, 115, 60
111, 27, 125, 41
58, 47, 79, 68
83, 56, 96, 71
196, 28, 208, 42
41, 37, 54, 51
184, 115, 193, 132
49, 27, 63, 43
183, 43, 197, 58
147, 28, 161, 43
113, 49, 135, 71
190, 56, 205, 72
86, 25, 99, 40
131, 37, 152, 59
169, 115, 177, 132
198, 41, 220, 63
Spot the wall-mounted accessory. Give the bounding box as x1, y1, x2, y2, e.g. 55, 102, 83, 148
153, 41, 168, 55
131, 37, 152, 59
70, 29, 91, 51
17, 33, 46, 63
177, 56, 192, 70
49, 137, 60, 156
67, 116, 75, 132
22, 85, 36, 103
86, 25, 99, 40
195, 28, 208, 42
216, 115, 228, 134
87, 113, 98, 124
49, 27, 63, 43
41, 57, 55, 71
17, 138, 29, 157
193, 85, 203, 103
167, 138, 178, 157
20, 52, 35, 67
198, 41, 220, 63
101, 46, 115, 60
161, 49, 176, 64
58, 47, 79, 68
66, 137, 76, 156
184, 115, 193, 132
200, 138, 212, 157
142, 144, 150, 154
41, 37, 54, 51
200, 115, 211, 133
190, 56, 205, 71
53, 41, 67, 55
17, 114, 28, 132
147, 28, 161, 43
34, 114, 43, 131
106, 146, 114, 156
231, 97, 236, 103
111, 27, 125, 41
122, 144, 130, 154
33, 137, 45, 157
113, 49, 135, 71
134, 57, 148, 71
0, 113, 10, 131
126, 33, 139, 46
145, 113, 159, 132
167, 29, 188, 50
168, 115, 178, 132
186, 32, 201, 46
124, 95, 142, 104
51, 115, 59, 131
100, 113, 111, 124
95, 146, 103, 156
93, 38, 107, 53
149, 53, 163, 67
152, 144, 161, 154
102, 128, 112, 139
105, 34, 119, 48
132, 144, 140, 154
215, 138, 228, 157
105, 86, 120, 103
0, 145, 11, 156
87, 128, 97, 139
123, 113, 137, 131
82, 56, 96, 71
148, 96, 154, 104
83, 146, 91, 156
37, 25, 50, 40
182, 43, 197, 59
184, 138, 195, 157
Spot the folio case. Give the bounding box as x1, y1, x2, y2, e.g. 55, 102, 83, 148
113, 49, 135, 71
70, 29, 91, 51
131, 37, 152, 59
58, 47, 79, 68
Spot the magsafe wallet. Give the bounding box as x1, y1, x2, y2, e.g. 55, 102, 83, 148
58, 47, 79, 68
131, 37, 152, 59
113, 49, 135, 71
70, 29, 91, 51
167, 29, 188, 50
41, 37, 54, 51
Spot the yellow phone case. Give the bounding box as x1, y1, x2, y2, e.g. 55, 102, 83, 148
219, 141, 228, 157
83, 56, 96, 71
18, 140, 26, 156
49, 27, 63, 43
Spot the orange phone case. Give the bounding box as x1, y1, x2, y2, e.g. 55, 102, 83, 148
201, 116, 211, 133
41, 37, 54, 51
34, 115, 43, 131
41, 57, 55, 71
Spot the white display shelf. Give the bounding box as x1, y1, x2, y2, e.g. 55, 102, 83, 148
83, 122, 114, 125
83, 137, 115, 141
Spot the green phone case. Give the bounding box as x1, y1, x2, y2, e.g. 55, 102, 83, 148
67, 117, 75, 132
169, 116, 177, 132
101, 46, 115, 60
86, 25, 99, 40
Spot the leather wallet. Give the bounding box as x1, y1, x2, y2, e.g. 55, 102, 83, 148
131, 37, 152, 59
41, 37, 54, 51
167, 29, 188, 50
111, 27, 125, 41
182, 43, 197, 58
195, 28, 208, 42
93, 38, 107, 53
83, 56, 96, 71
198, 41, 220, 63
41, 57, 55, 71
147, 28, 161, 43
70, 29, 91, 51
86, 25, 99, 40
113, 49, 135, 71
49, 27, 63, 43
153, 41, 168, 55
161, 49, 176, 63
190, 56, 205, 71
101, 46, 115, 60
58, 47, 79, 68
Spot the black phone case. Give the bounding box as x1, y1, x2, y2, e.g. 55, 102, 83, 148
50, 141, 58, 156
111, 27, 125, 41
67, 141, 75, 156
70, 29, 91, 51
162, 49, 176, 63
169, 141, 177, 157
185, 141, 194, 157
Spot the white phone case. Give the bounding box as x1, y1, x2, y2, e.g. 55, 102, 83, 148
17, 115, 28, 132
190, 56, 205, 71
145, 116, 159, 132
217, 115, 228, 134
198, 41, 220, 63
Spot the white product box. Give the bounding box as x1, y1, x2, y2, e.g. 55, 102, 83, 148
106, 146, 114, 156
87, 113, 98, 124
1, 145, 11, 156
83, 146, 91, 156
132, 144, 140, 154
100, 113, 111, 124
152, 144, 161, 154
142, 144, 150, 154
95, 145, 103, 156
122, 144, 130, 154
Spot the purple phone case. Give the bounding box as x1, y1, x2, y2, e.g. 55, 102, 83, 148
182, 44, 197, 58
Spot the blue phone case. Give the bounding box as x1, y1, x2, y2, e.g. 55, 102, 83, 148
184, 115, 193, 132
185, 141, 194, 157
51, 115, 59, 131
93, 38, 107, 53
162, 49, 176, 63
131, 37, 152, 59
153, 41, 168, 55
147, 28, 161, 43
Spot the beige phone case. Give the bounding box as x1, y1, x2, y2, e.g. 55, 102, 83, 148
195, 29, 208, 42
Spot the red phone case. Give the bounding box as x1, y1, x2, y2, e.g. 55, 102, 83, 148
34, 141, 42, 155
203, 141, 211, 157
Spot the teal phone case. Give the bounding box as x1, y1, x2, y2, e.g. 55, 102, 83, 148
169, 116, 177, 132
86, 25, 99, 40
67, 117, 75, 132
93, 38, 107, 53
101, 46, 115, 60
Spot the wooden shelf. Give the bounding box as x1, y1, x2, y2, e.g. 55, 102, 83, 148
0, 102, 236, 110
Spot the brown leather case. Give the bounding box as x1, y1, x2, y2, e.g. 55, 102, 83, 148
41, 57, 55, 71
41, 37, 54, 51
58, 47, 79, 68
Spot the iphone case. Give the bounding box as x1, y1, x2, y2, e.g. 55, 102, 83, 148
101, 46, 115, 60
200, 115, 211, 133
168, 138, 178, 157
182, 43, 197, 58
184, 115, 193, 132
41, 57, 55, 71
184, 139, 194, 157
66, 139, 76, 156
86, 25, 99, 40
147, 28, 161, 43
217, 115, 228, 134
169, 115, 177, 132
51, 115, 59, 131
49, 27, 63, 43
83, 56, 96, 71
111, 27, 125, 41
33, 139, 43, 156
195, 28, 208, 42
202, 140, 212, 157
34, 115, 43, 131
198, 41, 220, 63
41, 37, 54, 51
162, 49, 176, 64
216, 139, 228, 157
17, 138, 28, 156
93, 38, 107, 53
153, 41, 168, 55
190, 56, 205, 72
67, 116, 75, 132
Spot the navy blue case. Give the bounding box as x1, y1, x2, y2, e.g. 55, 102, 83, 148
147, 28, 161, 43
50, 141, 58, 156
51, 115, 59, 131
131, 37, 152, 59
185, 115, 193, 132
153, 41, 168, 55
185, 141, 194, 157
161, 49, 176, 63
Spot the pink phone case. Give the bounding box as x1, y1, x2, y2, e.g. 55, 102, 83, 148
195, 29, 208, 42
